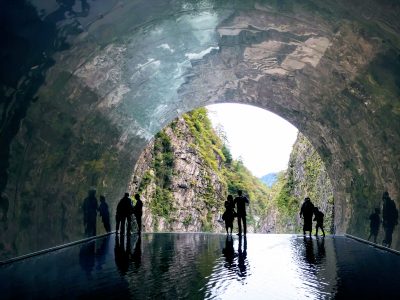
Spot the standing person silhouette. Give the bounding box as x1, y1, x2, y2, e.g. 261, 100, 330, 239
313, 207, 325, 237
134, 193, 143, 234
116, 193, 134, 235
234, 190, 249, 236
98, 195, 111, 232
368, 208, 380, 244
83, 189, 98, 237
382, 191, 398, 248
300, 197, 314, 237
222, 195, 236, 235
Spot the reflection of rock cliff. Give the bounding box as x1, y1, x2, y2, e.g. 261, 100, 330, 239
129, 109, 334, 234
123, 233, 223, 298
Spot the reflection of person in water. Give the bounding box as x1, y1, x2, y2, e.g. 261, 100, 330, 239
96, 235, 110, 271
315, 237, 326, 265
303, 236, 316, 265
83, 189, 98, 237
237, 236, 248, 277
222, 235, 235, 268
368, 208, 380, 244
132, 236, 142, 269
382, 191, 398, 248
79, 240, 96, 279
98, 195, 111, 233
114, 234, 130, 275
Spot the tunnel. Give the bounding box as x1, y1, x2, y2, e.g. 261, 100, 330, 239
1, 0, 400, 267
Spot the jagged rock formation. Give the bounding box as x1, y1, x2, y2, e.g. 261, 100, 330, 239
129, 114, 226, 232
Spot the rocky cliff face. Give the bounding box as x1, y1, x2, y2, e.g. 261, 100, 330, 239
258, 133, 334, 234
129, 110, 334, 235
129, 113, 226, 233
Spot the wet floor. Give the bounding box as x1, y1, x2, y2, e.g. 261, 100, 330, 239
1, 233, 399, 299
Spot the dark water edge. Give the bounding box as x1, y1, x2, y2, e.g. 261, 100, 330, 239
0, 233, 399, 299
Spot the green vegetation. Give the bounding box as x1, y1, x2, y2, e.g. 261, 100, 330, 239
272, 134, 334, 233
183, 215, 192, 228
143, 131, 176, 222
274, 170, 300, 232
183, 108, 275, 231
223, 159, 272, 230
183, 108, 226, 172
139, 108, 333, 233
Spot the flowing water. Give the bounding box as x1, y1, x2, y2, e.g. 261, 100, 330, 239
1, 233, 399, 299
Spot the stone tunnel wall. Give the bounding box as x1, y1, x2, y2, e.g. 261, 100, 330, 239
1, 0, 400, 259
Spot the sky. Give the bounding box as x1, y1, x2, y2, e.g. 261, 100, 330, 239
206, 103, 298, 177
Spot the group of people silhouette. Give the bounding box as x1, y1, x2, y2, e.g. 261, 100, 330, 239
222, 190, 249, 236
368, 191, 398, 248
84, 187, 398, 251
82, 189, 143, 237
300, 197, 325, 237
82, 189, 111, 237
116, 192, 143, 235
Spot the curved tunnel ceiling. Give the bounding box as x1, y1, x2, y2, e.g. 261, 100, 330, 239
1, 0, 400, 258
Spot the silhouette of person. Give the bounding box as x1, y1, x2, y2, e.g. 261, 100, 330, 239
368, 208, 380, 244
133, 193, 143, 234
222, 195, 236, 235
382, 191, 398, 248
300, 197, 314, 236
234, 190, 249, 236
116, 192, 134, 235
98, 195, 111, 232
313, 207, 325, 237
83, 189, 98, 237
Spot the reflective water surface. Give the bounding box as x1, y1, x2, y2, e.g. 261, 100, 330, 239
1, 234, 399, 299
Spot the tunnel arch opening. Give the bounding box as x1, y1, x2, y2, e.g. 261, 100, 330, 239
127, 103, 335, 234
2, 0, 400, 260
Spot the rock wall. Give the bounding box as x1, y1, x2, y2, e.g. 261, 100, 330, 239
129, 115, 226, 233
129, 113, 335, 236
259, 133, 334, 234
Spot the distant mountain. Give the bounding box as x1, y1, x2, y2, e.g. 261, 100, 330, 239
260, 173, 278, 187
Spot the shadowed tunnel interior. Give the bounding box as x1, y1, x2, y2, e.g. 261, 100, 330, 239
1, 0, 400, 260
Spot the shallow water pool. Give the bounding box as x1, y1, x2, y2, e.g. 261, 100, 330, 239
1, 233, 399, 299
